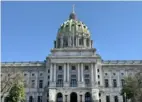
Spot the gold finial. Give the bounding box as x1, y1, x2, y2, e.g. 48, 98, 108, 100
72, 4, 75, 13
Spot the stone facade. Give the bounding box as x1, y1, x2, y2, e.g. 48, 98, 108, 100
1, 8, 142, 102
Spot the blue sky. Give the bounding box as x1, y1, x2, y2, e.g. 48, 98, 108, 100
2, 1, 142, 62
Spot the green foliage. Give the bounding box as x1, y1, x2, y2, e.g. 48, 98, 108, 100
121, 72, 142, 102
8, 82, 25, 102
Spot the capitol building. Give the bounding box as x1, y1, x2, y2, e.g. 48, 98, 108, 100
1, 7, 142, 102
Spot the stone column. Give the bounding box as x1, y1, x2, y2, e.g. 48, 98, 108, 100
109, 72, 112, 88
84, 38, 86, 47
81, 63, 84, 82
64, 63, 66, 82
91, 63, 94, 87
50, 63, 53, 82
82, 94, 85, 102
94, 64, 98, 87
117, 72, 120, 87
67, 63, 70, 82
53, 64, 56, 82
68, 36, 71, 47
77, 94, 80, 102
78, 63, 80, 82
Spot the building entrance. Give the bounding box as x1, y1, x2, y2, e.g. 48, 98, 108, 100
70, 92, 77, 102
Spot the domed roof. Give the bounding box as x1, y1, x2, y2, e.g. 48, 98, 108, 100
57, 6, 90, 38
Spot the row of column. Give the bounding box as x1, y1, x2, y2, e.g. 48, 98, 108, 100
56, 36, 92, 48
49, 63, 97, 87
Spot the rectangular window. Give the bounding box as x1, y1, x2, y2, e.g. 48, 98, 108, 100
85, 79, 90, 85
85, 65, 89, 70
106, 96, 110, 102
113, 79, 117, 87
105, 79, 109, 88
57, 79, 63, 87
121, 79, 125, 87
65, 95, 67, 102
114, 96, 118, 102
70, 79, 77, 87
39, 80, 43, 88
58, 75, 63, 78
84, 74, 89, 78
31, 80, 35, 88
38, 96, 42, 102
58, 66, 62, 71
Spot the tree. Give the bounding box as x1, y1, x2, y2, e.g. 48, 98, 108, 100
1, 68, 24, 100
121, 71, 142, 102
8, 81, 25, 102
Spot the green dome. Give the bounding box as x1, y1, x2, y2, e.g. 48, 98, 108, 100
57, 17, 90, 38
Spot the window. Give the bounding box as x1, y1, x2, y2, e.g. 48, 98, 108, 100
85, 79, 90, 85
99, 93, 101, 97
84, 74, 89, 78
58, 66, 62, 71
65, 95, 67, 102
121, 73, 124, 75
113, 79, 117, 88
39, 80, 43, 88
121, 79, 125, 87
48, 76, 50, 79
58, 75, 63, 78
97, 69, 99, 72
86, 38, 89, 47
32, 73, 35, 76
24, 73, 27, 76
79, 38, 83, 45
40, 73, 43, 76
99, 99, 101, 102
38, 96, 42, 102
113, 73, 116, 75
98, 75, 100, 79
106, 96, 110, 102
29, 96, 33, 102
98, 81, 100, 85
31, 80, 35, 88
85, 66, 89, 70
48, 70, 50, 73
57, 79, 63, 87
105, 73, 108, 76
114, 96, 118, 102
71, 66, 76, 70
105, 79, 109, 88
8, 74, 10, 76
70, 79, 77, 87
71, 75, 76, 78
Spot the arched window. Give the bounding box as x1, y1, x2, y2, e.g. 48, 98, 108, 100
56, 93, 63, 102
85, 92, 91, 102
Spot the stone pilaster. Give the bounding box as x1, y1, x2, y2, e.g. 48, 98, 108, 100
92, 89, 99, 102
50, 63, 53, 82
53, 64, 56, 82
91, 63, 94, 87
64, 63, 66, 82
49, 89, 56, 102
